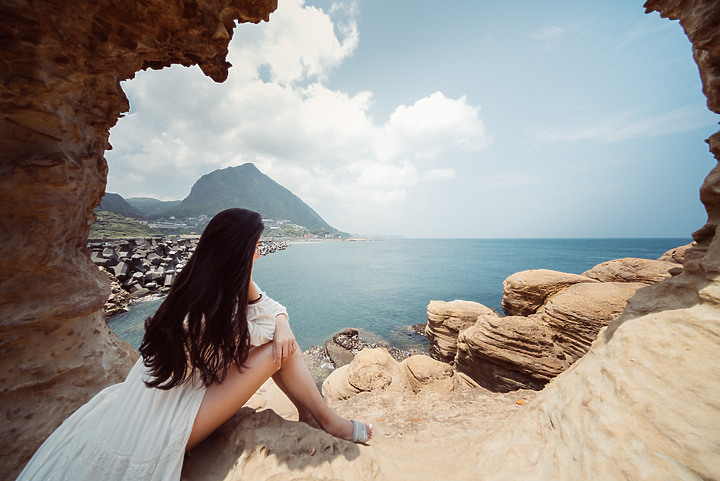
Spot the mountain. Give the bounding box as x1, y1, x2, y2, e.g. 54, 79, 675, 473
99, 193, 142, 217
126, 197, 182, 218
163, 163, 338, 232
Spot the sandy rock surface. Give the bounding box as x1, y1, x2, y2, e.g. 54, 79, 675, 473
425, 300, 497, 363
501, 269, 598, 316
581, 257, 679, 284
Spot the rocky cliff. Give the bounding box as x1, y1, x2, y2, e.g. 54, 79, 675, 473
1, 0, 719, 480
0, 1, 277, 479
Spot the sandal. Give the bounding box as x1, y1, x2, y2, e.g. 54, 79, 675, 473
351, 420, 371, 443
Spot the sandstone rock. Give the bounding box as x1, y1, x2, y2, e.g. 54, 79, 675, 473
99, 266, 132, 317
402, 355, 462, 394
538, 281, 646, 362
501, 269, 598, 316
323, 348, 463, 403
581, 257, 678, 284
426, 300, 498, 363
455, 314, 563, 391
658, 242, 695, 264
3, 0, 719, 479
323, 348, 407, 401
456, 281, 646, 391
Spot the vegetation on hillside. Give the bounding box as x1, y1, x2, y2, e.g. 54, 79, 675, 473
164, 163, 338, 233
89, 211, 165, 238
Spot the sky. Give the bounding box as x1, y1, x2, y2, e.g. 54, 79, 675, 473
105, 0, 719, 238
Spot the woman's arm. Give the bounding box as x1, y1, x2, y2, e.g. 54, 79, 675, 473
272, 313, 298, 368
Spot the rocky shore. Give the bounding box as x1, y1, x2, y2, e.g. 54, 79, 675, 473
88, 238, 289, 315
424, 243, 692, 392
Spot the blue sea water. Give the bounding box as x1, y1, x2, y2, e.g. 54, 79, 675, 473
108, 238, 689, 352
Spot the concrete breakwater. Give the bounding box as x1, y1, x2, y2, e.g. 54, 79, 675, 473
88, 237, 289, 300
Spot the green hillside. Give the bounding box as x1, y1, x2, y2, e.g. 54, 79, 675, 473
89, 211, 165, 238
163, 163, 337, 232
99, 193, 142, 217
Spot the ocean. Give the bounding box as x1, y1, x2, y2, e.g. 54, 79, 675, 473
108, 237, 689, 352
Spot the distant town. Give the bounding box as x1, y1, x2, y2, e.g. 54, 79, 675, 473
135, 215, 339, 239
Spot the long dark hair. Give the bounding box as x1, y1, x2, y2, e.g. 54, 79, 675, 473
139, 208, 264, 389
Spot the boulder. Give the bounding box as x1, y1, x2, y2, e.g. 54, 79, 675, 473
501, 269, 598, 316
323, 348, 407, 401
581, 257, 678, 284
455, 314, 562, 391
322, 348, 463, 402
325, 339, 355, 368
538, 281, 646, 362
426, 300, 498, 363
146, 252, 162, 266
658, 242, 695, 264
402, 354, 462, 394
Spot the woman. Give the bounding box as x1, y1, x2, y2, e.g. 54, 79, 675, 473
18, 208, 371, 481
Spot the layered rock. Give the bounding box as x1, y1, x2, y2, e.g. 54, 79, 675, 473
455, 314, 562, 391
465, 1, 720, 478
0, 1, 277, 478
501, 269, 599, 316
2, 0, 720, 479
453, 264, 670, 391
581, 257, 678, 284
539, 281, 646, 361
425, 300, 497, 363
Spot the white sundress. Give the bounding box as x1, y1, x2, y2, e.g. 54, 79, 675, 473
16, 286, 287, 481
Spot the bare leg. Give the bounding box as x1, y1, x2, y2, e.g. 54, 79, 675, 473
186, 343, 278, 451
186, 343, 371, 452
272, 372, 322, 429
271, 349, 371, 442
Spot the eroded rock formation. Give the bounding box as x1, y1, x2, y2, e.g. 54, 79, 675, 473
427, 255, 674, 391
464, 1, 720, 478
2, 0, 719, 480
0, 1, 277, 478
425, 300, 497, 362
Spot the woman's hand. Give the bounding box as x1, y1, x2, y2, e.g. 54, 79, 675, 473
273, 314, 298, 368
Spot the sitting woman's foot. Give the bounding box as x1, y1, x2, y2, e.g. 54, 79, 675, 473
349, 420, 372, 443
330, 418, 372, 444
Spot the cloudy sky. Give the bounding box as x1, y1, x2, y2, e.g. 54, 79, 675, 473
106, 0, 718, 238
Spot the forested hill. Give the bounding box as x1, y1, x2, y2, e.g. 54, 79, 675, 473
161, 163, 337, 232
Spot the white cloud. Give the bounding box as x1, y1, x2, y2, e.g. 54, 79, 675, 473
228, 0, 358, 85
378, 92, 490, 160
106, 0, 489, 234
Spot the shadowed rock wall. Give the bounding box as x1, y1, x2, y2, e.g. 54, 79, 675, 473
0, 1, 276, 478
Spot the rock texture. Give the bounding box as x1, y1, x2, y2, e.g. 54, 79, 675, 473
463, 1, 720, 478
0, 1, 277, 478
454, 267, 669, 391
427, 258, 664, 392
581, 257, 678, 284
99, 266, 132, 316
501, 269, 599, 316
322, 348, 463, 402
3, 0, 720, 480
425, 300, 497, 363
